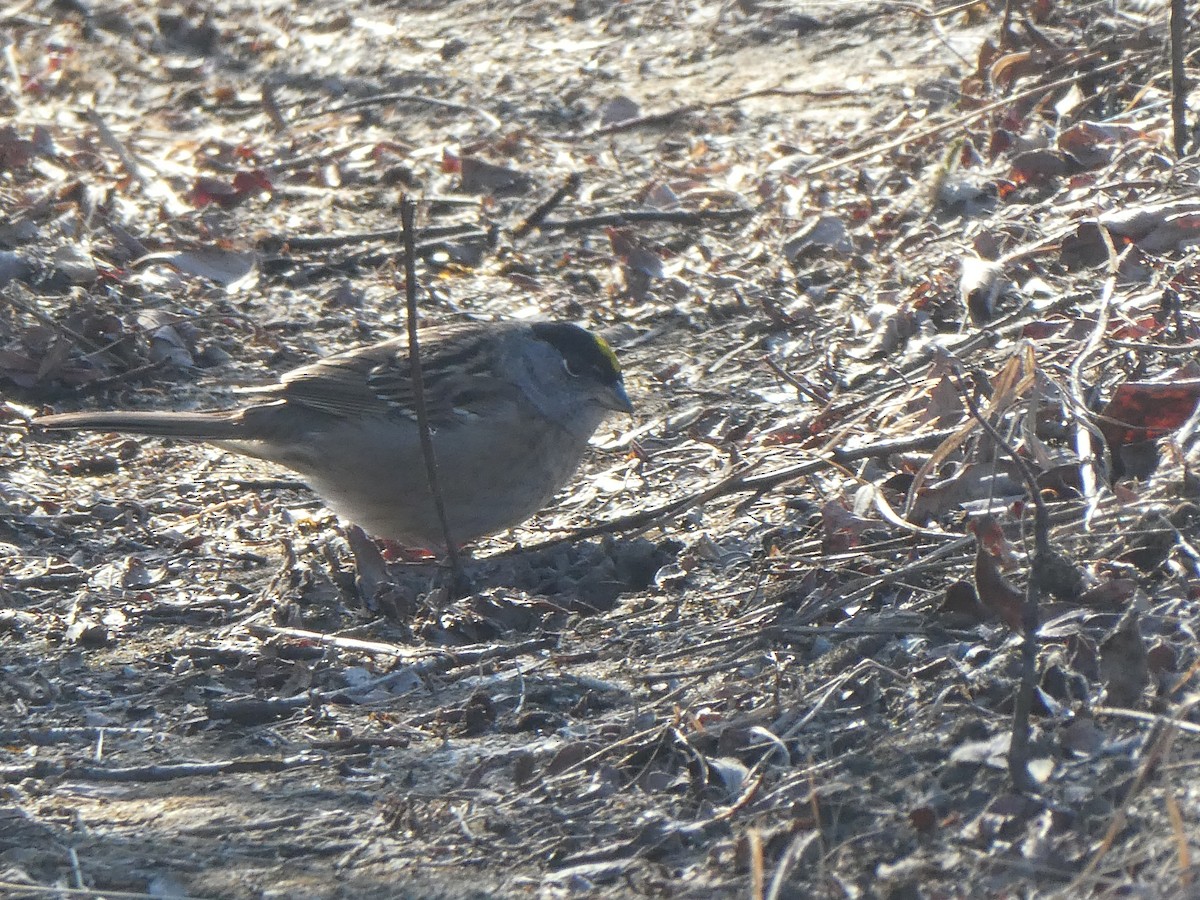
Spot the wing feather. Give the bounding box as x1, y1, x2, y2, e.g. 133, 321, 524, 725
259, 325, 520, 425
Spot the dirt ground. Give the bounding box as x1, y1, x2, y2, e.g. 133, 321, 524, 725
4, 0, 1200, 897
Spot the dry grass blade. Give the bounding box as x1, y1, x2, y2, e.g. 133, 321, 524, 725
1165, 788, 1192, 888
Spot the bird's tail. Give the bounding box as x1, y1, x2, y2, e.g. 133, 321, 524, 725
35, 409, 247, 441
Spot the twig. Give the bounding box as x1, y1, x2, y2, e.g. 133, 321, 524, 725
1067, 227, 1123, 514
742, 424, 964, 492
246, 623, 554, 672
1171, 0, 1188, 155
207, 634, 558, 722
749, 829, 765, 900
84, 108, 149, 186
585, 101, 704, 139
1093, 705, 1200, 735
844, 289, 1079, 392
0, 754, 323, 783
535, 724, 666, 786
509, 462, 762, 553
0, 726, 154, 745
305, 91, 502, 132
805, 55, 1137, 176
0, 882, 185, 900
261, 81, 288, 132
1, 32, 22, 108
774, 659, 905, 740
762, 356, 829, 404
264, 222, 482, 253
765, 832, 820, 900
787, 541, 973, 624
269, 231, 492, 284
398, 198, 463, 586
310, 734, 413, 750
955, 373, 1047, 794
247, 623, 420, 657
635, 646, 764, 682
4, 287, 120, 358
1106, 337, 1200, 352
513, 172, 581, 238
574, 85, 857, 140
538, 207, 752, 233
651, 632, 763, 665
511, 426, 962, 554
67, 847, 84, 891
402, 636, 557, 677
65, 359, 168, 394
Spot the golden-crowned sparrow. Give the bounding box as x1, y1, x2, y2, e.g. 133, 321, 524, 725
36, 320, 633, 549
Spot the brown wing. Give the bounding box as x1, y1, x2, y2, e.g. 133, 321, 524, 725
263, 324, 520, 425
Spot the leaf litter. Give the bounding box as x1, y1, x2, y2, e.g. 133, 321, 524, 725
3, 0, 1200, 897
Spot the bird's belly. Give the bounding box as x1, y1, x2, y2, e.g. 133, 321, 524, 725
287, 415, 592, 549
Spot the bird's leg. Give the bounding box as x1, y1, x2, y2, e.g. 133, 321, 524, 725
434, 546, 475, 600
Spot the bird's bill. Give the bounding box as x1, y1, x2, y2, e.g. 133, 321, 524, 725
600, 381, 634, 414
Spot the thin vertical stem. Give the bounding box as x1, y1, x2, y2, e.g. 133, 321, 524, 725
399, 198, 463, 585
